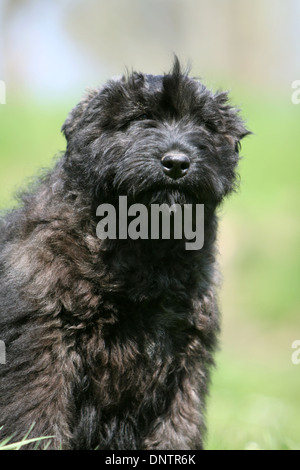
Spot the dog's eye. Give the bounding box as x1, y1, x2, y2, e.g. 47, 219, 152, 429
134, 113, 149, 121
119, 113, 149, 131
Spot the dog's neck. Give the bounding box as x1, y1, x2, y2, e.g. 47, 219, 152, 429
96, 210, 219, 305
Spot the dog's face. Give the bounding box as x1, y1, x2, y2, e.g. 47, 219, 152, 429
62, 59, 249, 207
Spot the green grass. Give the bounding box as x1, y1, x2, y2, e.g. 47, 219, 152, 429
0, 424, 54, 450
0, 90, 299, 450
206, 353, 300, 450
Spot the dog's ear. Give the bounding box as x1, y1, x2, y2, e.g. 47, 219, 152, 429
62, 88, 99, 141
214, 91, 251, 148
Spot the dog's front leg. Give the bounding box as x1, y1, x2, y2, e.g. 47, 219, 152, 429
141, 382, 204, 450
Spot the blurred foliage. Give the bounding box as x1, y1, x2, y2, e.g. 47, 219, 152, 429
0, 86, 299, 449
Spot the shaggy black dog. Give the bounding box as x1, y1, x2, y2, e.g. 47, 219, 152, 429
0, 59, 249, 450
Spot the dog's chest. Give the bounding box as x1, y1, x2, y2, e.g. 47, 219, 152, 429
144, 329, 170, 361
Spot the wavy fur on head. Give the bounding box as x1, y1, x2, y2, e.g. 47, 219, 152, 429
0, 59, 249, 449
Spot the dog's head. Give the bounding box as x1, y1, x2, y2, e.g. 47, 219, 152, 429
62, 58, 250, 207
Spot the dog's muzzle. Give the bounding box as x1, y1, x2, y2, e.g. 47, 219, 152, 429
161, 152, 190, 180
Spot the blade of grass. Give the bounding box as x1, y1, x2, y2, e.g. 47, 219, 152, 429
0, 436, 54, 450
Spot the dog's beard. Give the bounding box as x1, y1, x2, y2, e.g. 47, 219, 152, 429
96, 144, 221, 208
96, 164, 219, 210
98, 167, 199, 206
134, 187, 198, 206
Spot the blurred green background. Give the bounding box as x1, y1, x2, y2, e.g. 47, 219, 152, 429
0, 0, 300, 450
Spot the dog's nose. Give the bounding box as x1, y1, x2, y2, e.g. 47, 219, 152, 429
161, 152, 190, 180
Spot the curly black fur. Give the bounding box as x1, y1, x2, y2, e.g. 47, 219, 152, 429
0, 59, 249, 450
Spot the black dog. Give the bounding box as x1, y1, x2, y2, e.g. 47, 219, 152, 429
0, 59, 249, 449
